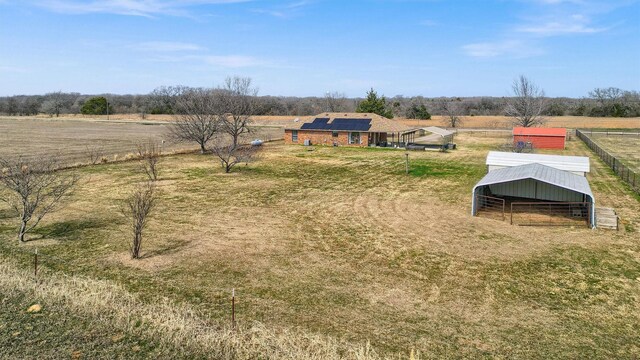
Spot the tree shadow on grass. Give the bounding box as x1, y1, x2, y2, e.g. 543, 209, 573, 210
0, 208, 16, 220
32, 218, 112, 241
138, 239, 191, 260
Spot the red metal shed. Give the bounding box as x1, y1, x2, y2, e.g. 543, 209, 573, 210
513, 127, 566, 150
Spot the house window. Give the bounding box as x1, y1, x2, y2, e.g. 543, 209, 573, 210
292, 130, 298, 142
332, 131, 339, 138
349, 132, 360, 144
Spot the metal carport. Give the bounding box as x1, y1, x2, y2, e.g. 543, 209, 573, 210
472, 163, 596, 228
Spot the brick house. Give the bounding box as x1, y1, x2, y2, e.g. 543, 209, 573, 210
284, 112, 416, 147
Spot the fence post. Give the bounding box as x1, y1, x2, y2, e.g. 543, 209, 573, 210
231, 288, 236, 329
34, 248, 38, 284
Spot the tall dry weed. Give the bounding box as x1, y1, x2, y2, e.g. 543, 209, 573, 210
0, 262, 386, 359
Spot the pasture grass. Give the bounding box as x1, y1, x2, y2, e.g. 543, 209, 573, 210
587, 134, 640, 174
1, 133, 639, 358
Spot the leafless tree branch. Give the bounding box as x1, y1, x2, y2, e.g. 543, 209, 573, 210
170, 87, 218, 154
215, 76, 258, 147
136, 140, 161, 181
120, 182, 156, 259
210, 136, 261, 173
438, 98, 463, 128
0, 156, 79, 243
505, 75, 547, 127
324, 91, 348, 112
86, 145, 106, 165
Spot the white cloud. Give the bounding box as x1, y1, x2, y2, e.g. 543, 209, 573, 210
137, 41, 205, 52
462, 40, 544, 58
0, 65, 30, 73
517, 14, 608, 35
201, 55, 263, 68
149, 54, 264, 68
534, 0, 585, 4
251, 0, 312, 18
35, 0, 253, 17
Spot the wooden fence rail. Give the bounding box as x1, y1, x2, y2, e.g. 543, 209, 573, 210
576, 129, 639, 193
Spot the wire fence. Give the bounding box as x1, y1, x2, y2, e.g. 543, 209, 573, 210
576, 129, 639, 193
0, 244, 335, 332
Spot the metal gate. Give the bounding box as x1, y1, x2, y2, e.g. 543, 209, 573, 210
474, 195, 506, 221
510, 202, 591, 227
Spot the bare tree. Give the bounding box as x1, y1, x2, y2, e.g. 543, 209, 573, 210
148, 85, 189, 114
505, 75, 546, 127
210, 136, 261, 173
216, 76, 258, 147
438, 98, 463, 128
136, 140, 161, 181
120, 182, 155, 259
0, 157, 79, 243
40, 91, 71, 117
589, 87, 625, 106
170, 87, 218, 154
324, 91, 348, 112
86, 145, 106, 165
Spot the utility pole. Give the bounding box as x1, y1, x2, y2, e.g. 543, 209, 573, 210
325, 92, 330, 112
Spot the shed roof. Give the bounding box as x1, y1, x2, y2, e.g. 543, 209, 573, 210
474, 163, 594, 200
486, 151, 590, 173
513, 127, 566, 137
422, 126, 454, 137
285, 113, 412, 133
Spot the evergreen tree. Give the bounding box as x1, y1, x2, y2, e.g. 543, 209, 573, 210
406, 104, 431, 120
355, 88, 394, 118
81, 96, 111, 115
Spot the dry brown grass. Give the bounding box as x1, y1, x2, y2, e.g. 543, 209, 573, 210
1, 131, 639, 357
0, 261, 379, 359
13, 113, 640, 129
249, 115, 640, 130
0, 116, 283, 166
400, 115, 640, 129
586, 133, 640, 174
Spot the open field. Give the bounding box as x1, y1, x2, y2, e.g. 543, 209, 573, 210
586, 133, 640, 174
1, 130, 639, 358
0, 117, 283, 166
401, 115, 640, 130
8, 114, 640, 130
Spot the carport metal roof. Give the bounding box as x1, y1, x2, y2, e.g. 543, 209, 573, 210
486, 151, 590, 174
422, 126, 454, 137
474, 162, 594, 199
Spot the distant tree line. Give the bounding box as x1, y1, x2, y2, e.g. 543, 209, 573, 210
0, 87, 638, 118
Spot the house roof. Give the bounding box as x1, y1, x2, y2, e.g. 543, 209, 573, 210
513, 127, 566, 137
473, 162, 594, 200
486, 151, 590, 174
285, 113, 412, 133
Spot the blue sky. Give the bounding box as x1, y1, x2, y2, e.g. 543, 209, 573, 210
0, 0, 638, 97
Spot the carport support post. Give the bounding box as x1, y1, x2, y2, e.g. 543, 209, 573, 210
510, 204, 513, 225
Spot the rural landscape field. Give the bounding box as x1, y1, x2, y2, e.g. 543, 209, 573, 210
585, 132, 640, 174
2, 0, 639, 358
1, 115, 639, 358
